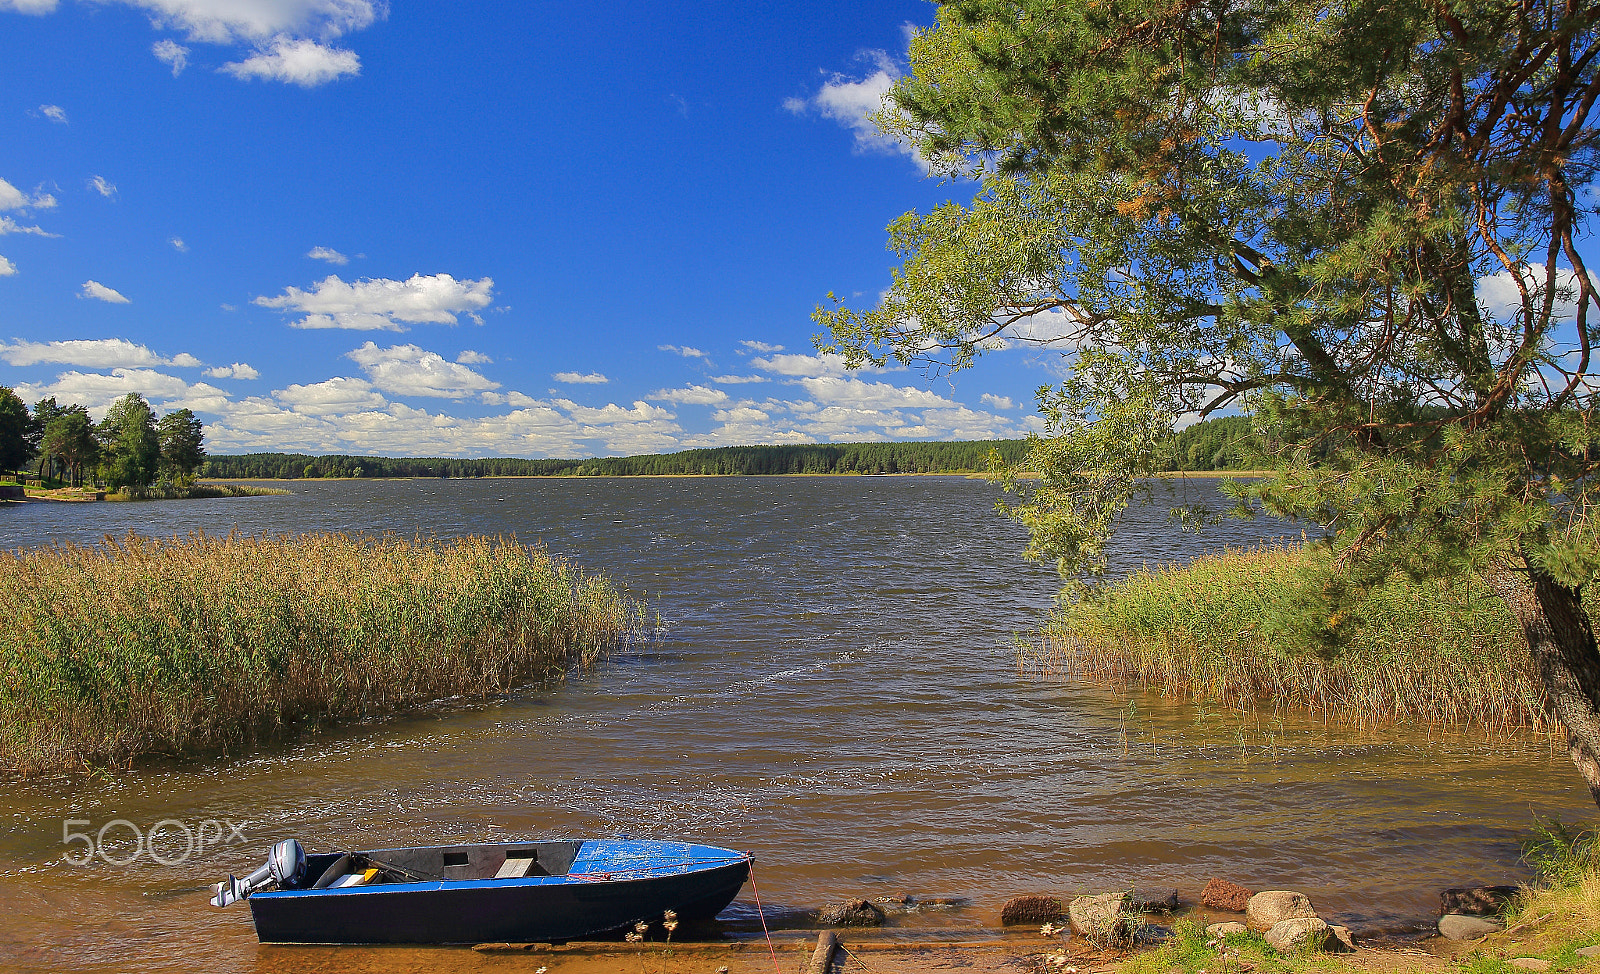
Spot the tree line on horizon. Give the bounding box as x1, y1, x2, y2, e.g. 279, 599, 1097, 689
0, 387, 207, 492
198, 418, 1263, 480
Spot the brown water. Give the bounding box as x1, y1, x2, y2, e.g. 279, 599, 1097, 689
0, 476, 1588, 973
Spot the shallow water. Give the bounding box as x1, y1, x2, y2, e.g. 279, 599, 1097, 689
0, 476, 1587, 972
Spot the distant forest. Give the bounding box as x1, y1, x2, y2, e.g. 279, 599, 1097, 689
201, 418, 1264, 480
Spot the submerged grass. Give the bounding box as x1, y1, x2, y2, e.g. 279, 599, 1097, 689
1034, 545, 1553, 732
0, 531, 639, 775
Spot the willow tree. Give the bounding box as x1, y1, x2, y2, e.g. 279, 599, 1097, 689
816, 0, 1600, 802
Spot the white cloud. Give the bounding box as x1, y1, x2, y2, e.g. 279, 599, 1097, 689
455, 349, 492, 364
658, 344, 707, 358
750, 352, 856, 378
38, 104, 66, 123
740, 340, 784, 353
1478, 263, 1592, 323
0, 217, 56, 236
0, 338, 201, 368
307, 245, 348, 264
0, 178, 54, 212
552, 371, 608, 384
80, 281, 130, 304
257, 272, 494, 331
124, 0, 381, 45
648, 384, 729, 405
205, 362, 260, 380
89, 175, 116, 198
274, 376, 386, 415
170, 236, 188, 252
222, 38, 360, 86
13, 368, 229, 418
0, 256, 13, 276
345, 341, 501, 398
980, 393, 1015, 410
713, 405, 770, 423
2, 1, 57, 14
798, 376, 957, 410
710, 374, 766, 384
152, 39, 188, 75
786, 51, 921, 164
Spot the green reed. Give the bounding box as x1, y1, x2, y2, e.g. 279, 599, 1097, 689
1032, 544, 1553, 732
0, 532, 640, 775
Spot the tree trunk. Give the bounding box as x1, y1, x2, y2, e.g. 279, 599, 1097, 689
1491, 559, 1600, 809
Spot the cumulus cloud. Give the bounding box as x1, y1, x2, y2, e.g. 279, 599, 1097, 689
274, 376, 386, 415
222, 38, 360, 86
713, 405, 770, 423
257, 272, 494, 331
13, 368, 229, 418
552, 371, 608, 384
152, 39, 188, 75
2, 1, 58, 15
456, 349, 492, 364
1478, 263, 1593, 323
307, 245, 348, 264
205, 362, 260, 380
0, 217, 56, 237
80, 281, 130, 304
345, 342, 501, 398
750, 352, 856, 378
798, 376, 957, 410
0, 338, 206, 368
980, 392, 1015, 410
0, 256, 13, 276
785, 50, 923, 164
658, 344, 707, 358
648, 384, 729, 405
0, 177, 55, 212
710, 374, 765, 384
38, 104, 67, 123
740, 340, 784, 353
170, 237, 188, 252
89, 175, 116, 198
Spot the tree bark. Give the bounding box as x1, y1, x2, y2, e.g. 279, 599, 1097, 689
1490, 559, 1600, 809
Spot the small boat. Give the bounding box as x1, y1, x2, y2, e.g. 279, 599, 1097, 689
210, 837, 751, 945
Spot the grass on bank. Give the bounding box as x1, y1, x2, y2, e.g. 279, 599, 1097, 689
0, 532, 639, 776
105, 482, 291, 500
1034, 544, 1552, 731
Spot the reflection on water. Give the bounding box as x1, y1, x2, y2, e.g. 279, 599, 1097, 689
0, 476, 1586, 973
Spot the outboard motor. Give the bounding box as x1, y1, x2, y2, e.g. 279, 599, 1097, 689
210, 839, 305, 907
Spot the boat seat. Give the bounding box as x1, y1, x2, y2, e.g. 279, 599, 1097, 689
330, 868, 380, 888
495, 856, 538, 879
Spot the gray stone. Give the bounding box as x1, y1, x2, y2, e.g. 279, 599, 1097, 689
1136, 887, 1181, 914
1441, 886, 1520, 917
1575, 945, 1600, 958
815, 899, 885, 927
1206, 921, 1248, 938
1437, 913, 1505, 941
1246, 891, 1318, 932
1265, 917, 1331, 952
1069, 891, 1137, 947
1509, 959, 1550, 971
1328, 924, 1356, 953
1000, 894, 1063, 926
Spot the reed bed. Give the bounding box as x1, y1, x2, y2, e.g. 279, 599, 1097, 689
109, 483, 292, 500
1034, 545, 1553, 732
0, 532, 639, 775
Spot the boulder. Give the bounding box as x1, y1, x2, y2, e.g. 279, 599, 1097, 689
1201, 878, 1253, 912
1575, 945, 1600, 959
1000, 894, 1064, 926
816, 899, 885, 927
1136, 887, 1181, 914
1069, 891, 1136, 947
1246, 891, 1318, 932
1206, 921, 1248, 938
1440, 886, 1520, 917
918, 896, 968, 910
1509, 959, 1551, 971
1265, 917, 1331, 952
1328, 925, 1356, 953
1437, 914, 1505, 941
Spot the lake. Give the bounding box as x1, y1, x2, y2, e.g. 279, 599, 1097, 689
0, 475, 1587, 972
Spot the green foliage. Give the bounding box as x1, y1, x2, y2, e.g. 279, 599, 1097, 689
1523, 817, 1599, 889
155, 407, 206, 486
97, 393, 159, 493
40, 407, 97, 488
0, 386, 30, 475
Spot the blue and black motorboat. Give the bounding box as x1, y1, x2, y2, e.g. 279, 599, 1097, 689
210, 837, 751, 945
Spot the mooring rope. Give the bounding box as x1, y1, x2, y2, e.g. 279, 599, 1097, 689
745, 855, 782, 974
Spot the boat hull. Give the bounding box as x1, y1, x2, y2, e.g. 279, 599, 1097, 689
245, 841, 750, 945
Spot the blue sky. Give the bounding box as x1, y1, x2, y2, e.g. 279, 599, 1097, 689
0, 0, 1059, 458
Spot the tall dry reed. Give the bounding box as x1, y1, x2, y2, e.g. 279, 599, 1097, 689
1033, 545, 1552, 732
0, 532, 639, 775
